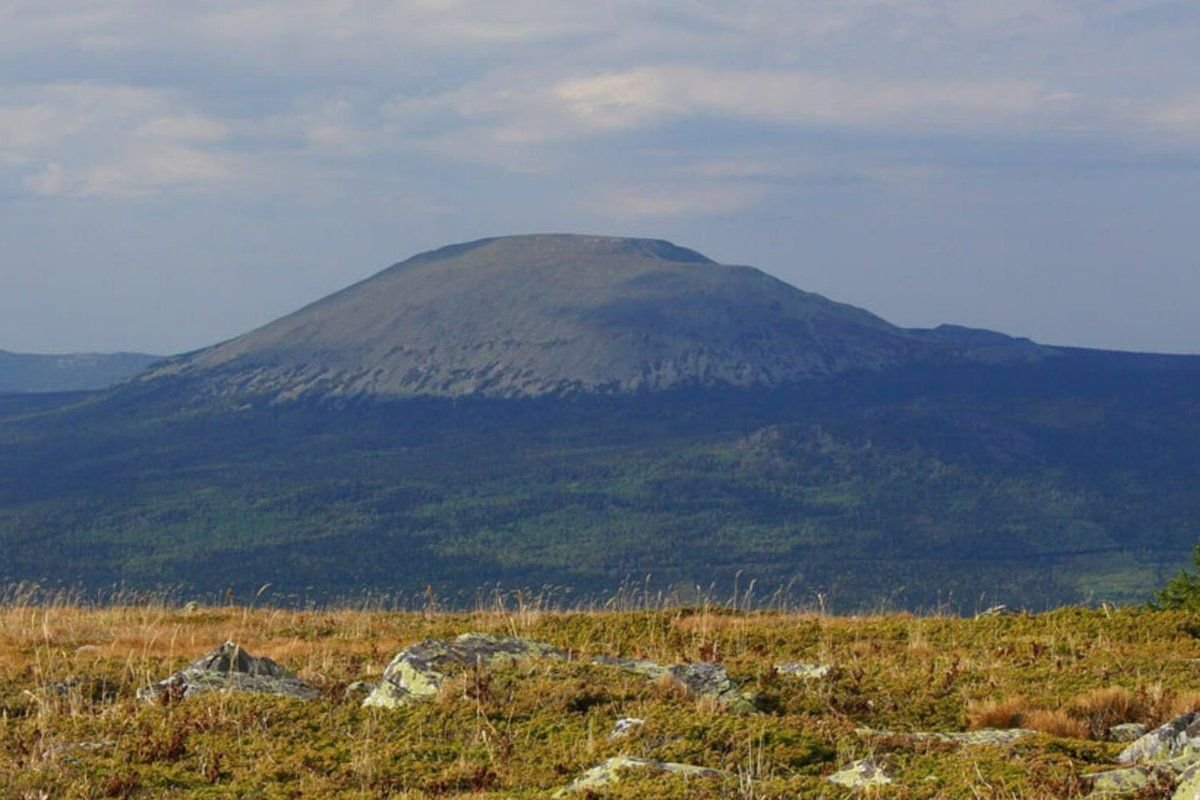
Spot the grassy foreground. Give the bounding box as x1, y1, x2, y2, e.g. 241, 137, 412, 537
2, 596, 1199, 798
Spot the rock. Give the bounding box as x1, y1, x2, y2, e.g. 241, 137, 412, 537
609, 717, 645, 739
40, 739, 116, 764
776, 662, 833, 680
1108, 723, 1150, 743
932, 728, 1034, 745
1083, 764, 1173, 797
1118, 712, 1200, 765
363, 633, 566, 709
32, 676, 118, 704
137, 642, 319, 702
343, 680, 375, 700
858, 727, 1033, 746
1176, 761, 1200, 800
591, 655, 759, 714
827, 758, 893, 789
555, 756, 727, 795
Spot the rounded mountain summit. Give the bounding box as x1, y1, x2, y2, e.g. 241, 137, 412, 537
139, 234, 1035, 402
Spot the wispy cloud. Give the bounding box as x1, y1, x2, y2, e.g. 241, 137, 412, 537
589, 182, 768, 219
0, 83, 241, 199
551, 67, 1048, 133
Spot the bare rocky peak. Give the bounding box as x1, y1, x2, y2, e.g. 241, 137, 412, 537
135, 234, 1031, 402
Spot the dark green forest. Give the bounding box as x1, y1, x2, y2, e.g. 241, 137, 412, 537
2, 354, 1199, 611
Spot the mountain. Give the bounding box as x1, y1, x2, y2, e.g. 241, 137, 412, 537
1, 235, 1199, 611
0, 349, 162, 393
134, 234, 1045, 403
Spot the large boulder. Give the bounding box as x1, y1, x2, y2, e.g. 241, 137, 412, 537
363, 633, 566, 709
137, 642, 318, 702
1118, 713, 1200, 765
591, 655, 758, 714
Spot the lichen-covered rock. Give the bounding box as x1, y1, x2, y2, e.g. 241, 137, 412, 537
591, 655, 758, 714
1118, 712, 1200, 765
343, 680, 375, 701
1084, 764, 1173, 797
776, 662, 833, 680
364, 633, 566, 708
947, 728, 1034, 745
609, 717, 645, 739
827, 758, 893, 789
137, 642, 318, 702
858, 727, 1033, 746
1175, 761, 1200, 800
1108, 723, 1150, 743
554, 756, 726, 795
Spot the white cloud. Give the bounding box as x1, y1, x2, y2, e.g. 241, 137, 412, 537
1145, 94, 1200, 139
0, 83, 242, 199
552, 67, 1048, 133
592, 183, 767, 219
137, 115, 228, 142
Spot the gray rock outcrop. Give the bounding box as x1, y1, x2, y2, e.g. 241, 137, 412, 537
1118, 713, 1200, 765
591, 655, 758, 714
363, 633, 566, 708
137, 642, 318, 702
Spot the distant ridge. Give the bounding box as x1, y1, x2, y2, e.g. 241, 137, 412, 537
135, 234, 1050, 403
0, 349, 162, 393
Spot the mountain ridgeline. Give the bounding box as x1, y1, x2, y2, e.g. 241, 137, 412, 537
0, 349, 161, 393
132, 234, 1045, 403
2, 234, 1199, 610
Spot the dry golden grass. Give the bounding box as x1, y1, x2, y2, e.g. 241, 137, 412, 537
1067, 686, 1148, 738
966, 695, 1029, 730
1023, 708, 1090, 739
4, 599, 1200, 798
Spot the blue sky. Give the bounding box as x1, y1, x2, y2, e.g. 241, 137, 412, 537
2, 1, 1198, 355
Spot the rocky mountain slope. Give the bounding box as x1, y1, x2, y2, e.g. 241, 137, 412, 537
134, 234, 1045, 402
0, 349, 161, 393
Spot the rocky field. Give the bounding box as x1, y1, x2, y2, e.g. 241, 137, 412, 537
3, 595, 1200, 798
